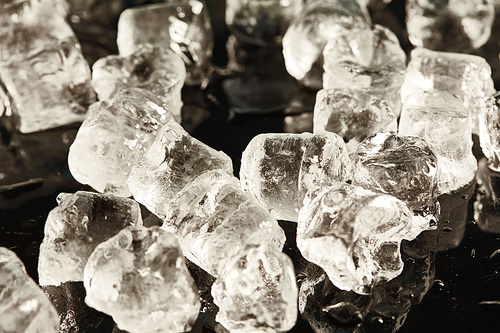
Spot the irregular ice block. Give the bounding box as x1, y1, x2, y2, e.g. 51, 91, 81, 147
212, 245, 298, 332
84, 226, 200, 333
38, 191, 142, 286
117, 0, 213, 86
0, 0, 95, 133
0, 247, 59, 333
163, 170, 286, 278
92, 44, 186, 119
400, 48, 494, 133
479, 92, 500, 171
282, 0, 370, 89
240, 132, 352, 222
313, 89, 396, 156
399, 91, 476, 194
322, 24, 406, 115
128, 120, 233, 219
406, 0, 494, 52
68, 88, 174, 197
353, 132, 439, 211
297, 183, 432, 294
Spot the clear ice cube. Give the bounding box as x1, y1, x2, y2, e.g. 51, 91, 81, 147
84, 226, 200, 333
479, 91, 500, 171
91, 44, 186, 120
38, 191, 142, 286
240, 132, 352, 222
399, 91, 477, 194
68, 88, 175, 197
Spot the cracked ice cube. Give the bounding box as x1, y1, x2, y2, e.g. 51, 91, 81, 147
68, 88, 175, 197
240, 132, 352, 222
84, 226, 200, 333
38, 191, 142, 286
0, 247, 59, 333
212, 244, 298, 333
91, 44, 186, 120
479, 91, 500, 171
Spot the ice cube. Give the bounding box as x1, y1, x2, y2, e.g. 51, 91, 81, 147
163, 170, 286, 278
0, 0, 95, 133
128, 120, 233, 219
84, 226, 200, 333
91, 44, 186, 120
117, 0, 213, 86
212, 244, 298, 332
399, 91, 477, 194
0, 247, 59, 333
479, 91, 500, 171
38, 191, 142, 286
68, 88, 175, 197
297, 182, 432, 294
240, 132, 352, 222
322, 24, 407, 115
406, 0, 494, 52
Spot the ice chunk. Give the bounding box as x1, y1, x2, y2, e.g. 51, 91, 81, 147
212, 244, 298, 332
163, 170, 286, 278
399, 91, 476, 194
297, 183, 432, 294
240, 132, 352, 222
400, 48, 494, 133
406, 0, 494, 52
91, 44, 186, 120
479, 92, 500, 171
117, 0, 213, 86
322, 24, 407, 115
0, 247, 59, 333
353, 132, 439, 211
38, 191, 142, 286
68, 88, 174, 197
84, 226, 200, 333
313, 89, 396, 157
0, 0, 95, 133
282, 0, 370, 89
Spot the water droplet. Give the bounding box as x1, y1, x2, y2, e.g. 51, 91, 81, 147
471, 249, 476, 258
443, 226, 453, 232
490, 249, 500, 260
371, 316, 384, 325
433, 279, 445, 288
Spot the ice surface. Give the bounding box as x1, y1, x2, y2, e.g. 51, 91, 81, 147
68, 88, 175, 197
38, 191, 142, 286
297, 182, 432, 294
240, 132, 352, 222
0, 0, 95, 133
406, 0, 494, 52
0, 247, 59, 333
322, 24, 407, 115
399, 91, 476, 194
400, 48, 494, 133
313, 89, 396, 157
353, 132, 439, 211
84, 226, 200, 333
162, 170, 286, 278
92, 44, 186, 120
212, 244, 298, 333
117, 0, 213, 86
479, 92, 500, 171
282, 0, 370, 89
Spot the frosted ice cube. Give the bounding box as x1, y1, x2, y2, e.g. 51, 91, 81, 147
0, 0, 95, 133
297, 182, 432, 294
406, 0, 494, 52
400, 48, 494, 133
0, 247, 59, 333
399, 91, 477, 194
68, 88, 175, 197
84, 226, 200, 333
322, 24, 407, 115
117, 0, 213, 86
479, 91, 500, 171
313, 89, 396, 157
91, 44, 186, 120
128, 120, 233, 219
38, 191, 142, 286
212, 244, 298, 332
240, 132, 352, 222
163, 170, 286, 278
